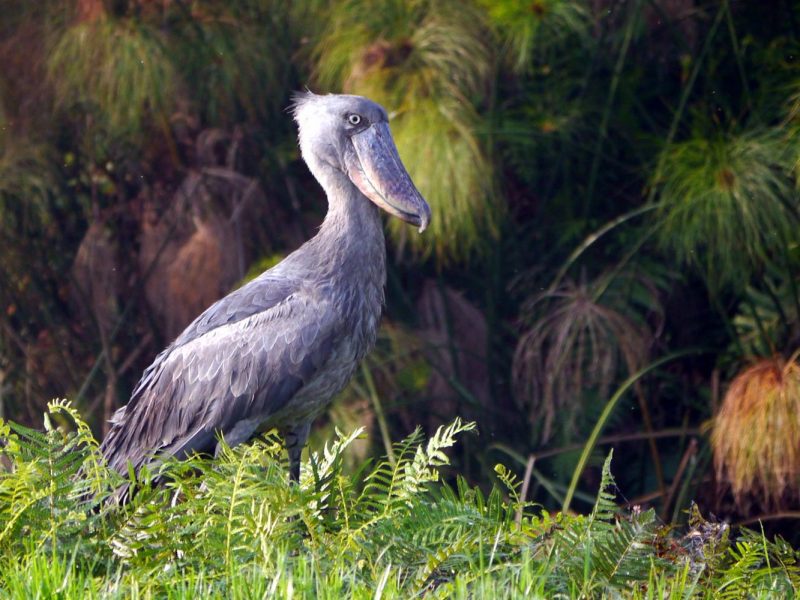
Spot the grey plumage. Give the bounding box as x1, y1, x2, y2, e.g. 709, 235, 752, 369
100, 93, 430, 486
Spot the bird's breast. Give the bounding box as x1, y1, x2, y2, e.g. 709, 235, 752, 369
261, 278, 383, 430
266, 334, 363, 428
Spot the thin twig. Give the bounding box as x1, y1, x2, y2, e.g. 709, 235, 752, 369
661, 438, 698, 521
623, 475, 713, 509
723, 0, 752, 112
645, 3, 727, 205
736, 512, 800, 527
529, 427, 699, 461
584, 0, 640, 218
549, 204, 660, 294
515, 455, 535, 526
116, 332, 154, 377
361, 364, 395, 466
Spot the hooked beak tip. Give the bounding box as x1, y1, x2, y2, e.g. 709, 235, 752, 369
418, 210, 430, 234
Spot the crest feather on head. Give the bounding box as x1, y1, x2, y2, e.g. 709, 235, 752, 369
289, 90, 320, 122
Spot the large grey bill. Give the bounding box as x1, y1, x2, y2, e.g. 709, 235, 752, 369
347, 122, 431, 233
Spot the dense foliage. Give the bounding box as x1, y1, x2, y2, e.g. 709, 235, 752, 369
3, 0, 800, 539
1, 402, 799, 598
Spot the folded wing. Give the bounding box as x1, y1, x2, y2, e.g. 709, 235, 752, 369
101, 281, 339, 475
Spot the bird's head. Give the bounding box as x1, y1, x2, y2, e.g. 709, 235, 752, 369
291, 91, 431, 233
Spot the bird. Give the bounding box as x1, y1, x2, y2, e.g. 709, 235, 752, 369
100, 92, 431, 489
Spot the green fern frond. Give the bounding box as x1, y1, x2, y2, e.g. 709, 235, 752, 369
494, 463, 522, 508
48, 399, 108, 497
546, 452, 669, 593
0, 405, 109, 558
590, 451, 618, 526
594, 508, 664, 587
358, 426, 426, 515
711, 529, 800, 599
1, 407, 799, 595
411, 532, 475, 593
303, 426, 365, 524
395, 418, 476, 506
6, 421, 49, 455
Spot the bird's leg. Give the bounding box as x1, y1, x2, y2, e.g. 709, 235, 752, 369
281, 422, 311, 483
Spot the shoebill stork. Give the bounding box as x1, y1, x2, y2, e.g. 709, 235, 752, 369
100, 92, 431, 486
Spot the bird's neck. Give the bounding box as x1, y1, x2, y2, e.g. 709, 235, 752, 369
309, 166, 387, 288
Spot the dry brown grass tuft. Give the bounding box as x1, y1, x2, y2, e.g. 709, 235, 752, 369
512, 274, 656, 443
712, 354, 800, 508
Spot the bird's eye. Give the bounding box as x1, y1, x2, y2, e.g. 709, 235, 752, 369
347, 114, 362, 125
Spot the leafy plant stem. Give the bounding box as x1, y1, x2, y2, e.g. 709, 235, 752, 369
549, 203, 659, 293
635, 385, 666, 513
724, 0, 752, 113
661, 438, 697, 521
646, 3, 726, 205
506, 428, 699, 463
711, 293, 746, 359
745, 296, 775, 356
583, 0, 640, 219
361, 363, 395, 466
590, 223, 659, 302
670, 445, 709, 524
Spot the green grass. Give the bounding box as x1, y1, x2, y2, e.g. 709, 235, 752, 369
0, 401, 798, 598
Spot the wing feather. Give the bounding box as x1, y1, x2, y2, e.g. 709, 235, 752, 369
101, 283, 340, 475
